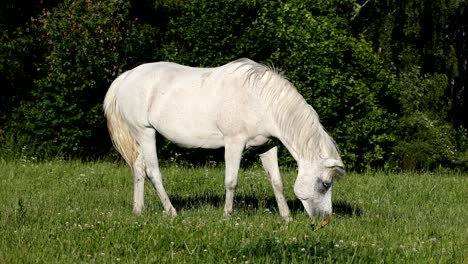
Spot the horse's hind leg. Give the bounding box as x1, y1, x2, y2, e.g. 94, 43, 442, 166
133, 153, 145, 214
137, 128, 177, 217
259, 147, 291, 221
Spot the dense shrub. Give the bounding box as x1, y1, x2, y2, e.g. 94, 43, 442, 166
7, 0, 160, 157
391, 70, 467, 170
0, 26, 40, 130
1, 0, 465, 171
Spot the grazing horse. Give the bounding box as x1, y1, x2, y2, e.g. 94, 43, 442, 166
103, 58, 345, 220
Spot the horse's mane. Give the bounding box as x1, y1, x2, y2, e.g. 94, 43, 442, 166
230, 58, 340, 161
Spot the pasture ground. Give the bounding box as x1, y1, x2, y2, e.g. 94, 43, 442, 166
0, 159, 466, 263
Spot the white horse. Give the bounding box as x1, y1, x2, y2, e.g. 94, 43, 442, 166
103, 58, 345, 220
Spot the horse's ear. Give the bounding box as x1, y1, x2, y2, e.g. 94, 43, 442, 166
321, 159, 346, 178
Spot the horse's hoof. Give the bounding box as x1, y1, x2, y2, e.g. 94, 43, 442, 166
164, 208, 177, 217
133, 210, 143, 215
223, 211, 232, 219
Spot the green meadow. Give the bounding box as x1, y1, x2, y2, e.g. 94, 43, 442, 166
0, 159, 466, 263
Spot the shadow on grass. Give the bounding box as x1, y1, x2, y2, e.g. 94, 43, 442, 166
333, 200, 363, 216
165, 194, 365, 260
169, 193, 362, 217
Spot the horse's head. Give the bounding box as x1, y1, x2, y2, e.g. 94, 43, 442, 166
294, 158, 345, 218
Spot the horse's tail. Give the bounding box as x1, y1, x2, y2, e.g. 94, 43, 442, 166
103, 71, 139, 168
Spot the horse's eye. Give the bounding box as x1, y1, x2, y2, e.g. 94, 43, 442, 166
322, 181, 332, 190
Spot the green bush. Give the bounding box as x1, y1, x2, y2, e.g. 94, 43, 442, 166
390, 70, 465, 170
2, 0, 463, 172
0, 26, 39, 129
8, 0, 160, 157
393, 112, 457, 170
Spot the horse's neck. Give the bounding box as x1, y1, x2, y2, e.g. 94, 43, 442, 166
236, 63, 335, 162
271, 103, 322, 162
280, 132, 323, 162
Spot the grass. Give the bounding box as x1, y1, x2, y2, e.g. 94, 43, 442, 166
0, 158, 466, 263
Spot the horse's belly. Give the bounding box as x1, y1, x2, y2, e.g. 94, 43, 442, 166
152, 106, 225, 149
157, 124, 224, 149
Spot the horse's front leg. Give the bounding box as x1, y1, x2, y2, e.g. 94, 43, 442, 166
223, 137, 245, 218
259, 146, 291, 221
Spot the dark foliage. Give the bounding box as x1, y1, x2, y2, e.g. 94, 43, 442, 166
1, 0, 466, 171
